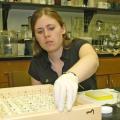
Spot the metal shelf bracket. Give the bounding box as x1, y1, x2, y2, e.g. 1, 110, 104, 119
84, 9, 95, 32
2, 3, 11, 30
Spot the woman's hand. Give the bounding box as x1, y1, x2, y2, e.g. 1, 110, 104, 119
54, 72, 79, 112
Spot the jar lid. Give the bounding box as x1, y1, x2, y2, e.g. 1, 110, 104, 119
101, 106, 113, 114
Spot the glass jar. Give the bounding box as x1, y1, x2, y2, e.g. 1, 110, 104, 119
18, 24, 33, 56
0, 31, 18, 56
20, 24, 29, 40
20, 24, 32, 40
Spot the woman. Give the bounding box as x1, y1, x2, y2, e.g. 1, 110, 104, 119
28, 7, 99, 112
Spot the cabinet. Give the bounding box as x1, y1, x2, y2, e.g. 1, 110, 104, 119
1, 57, 120, 89
96, 57, 120, 89
0, 60, 31, 88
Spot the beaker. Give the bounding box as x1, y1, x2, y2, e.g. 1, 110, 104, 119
0, 31, 18, 56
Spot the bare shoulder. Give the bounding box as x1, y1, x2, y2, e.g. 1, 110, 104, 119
79, 43, 97, 57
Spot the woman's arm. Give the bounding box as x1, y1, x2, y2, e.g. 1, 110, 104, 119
31, 77, 42, 85
54, 43, 99, 112
68, 43, 99, 83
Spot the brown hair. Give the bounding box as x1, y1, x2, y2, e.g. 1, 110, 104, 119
31, 7, 71, 55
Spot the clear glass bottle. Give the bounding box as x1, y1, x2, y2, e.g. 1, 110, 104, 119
20, 24, 29, 40
0, 31, 18, 56
19, 24, 33, 56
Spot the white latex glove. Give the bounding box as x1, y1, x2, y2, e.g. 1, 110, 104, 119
54, 72, 79, 112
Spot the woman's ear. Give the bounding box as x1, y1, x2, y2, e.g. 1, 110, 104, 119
62, 25, 66, 35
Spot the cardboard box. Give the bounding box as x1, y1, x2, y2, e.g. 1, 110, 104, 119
0, 85, 101, 120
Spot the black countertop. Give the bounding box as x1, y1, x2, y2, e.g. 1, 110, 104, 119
98, 53, 120, 57
0, 54, 120, 61
0, 56, 32, 61
102, 105, 120, 120
102, 88, 120, 120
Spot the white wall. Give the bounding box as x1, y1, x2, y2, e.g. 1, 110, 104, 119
0, 9, 84, 33
7, 9, 34, 31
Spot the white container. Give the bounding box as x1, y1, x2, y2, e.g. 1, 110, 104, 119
31, 0, 40, 3
117, 92, 120, 108
61, 0, 67, 6
20, 0, 31, 3
47, 0, 54, 5
17, 43, 25, 56
97, 2, 111, 9
8, 0, 14, 2
87, 0, 97, 7
40, 0, 46, 4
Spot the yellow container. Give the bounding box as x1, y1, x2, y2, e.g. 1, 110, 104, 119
85, 90, 113, 101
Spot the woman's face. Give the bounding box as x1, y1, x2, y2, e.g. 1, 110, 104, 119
34, 15, 65, 53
